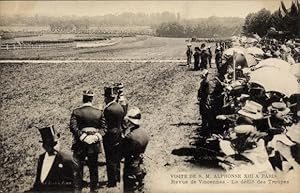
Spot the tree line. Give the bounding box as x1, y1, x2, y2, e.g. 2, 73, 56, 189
155, 17, 244, 38
243, 0, 300, 37
0, 12, 179, 27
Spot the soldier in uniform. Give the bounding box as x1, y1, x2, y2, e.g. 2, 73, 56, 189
121, 107, 149, 193
114, 83, 129, 115
193, 47, 201, 71
69, 90, 103, 193
207, 46, 212, 68
200, 43, 209, 70
186, 43, 193, 66
215, 46, 223, 72
30, 126, 76, 193
102, 86, 125, 187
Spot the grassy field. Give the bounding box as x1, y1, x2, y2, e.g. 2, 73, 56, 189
0, 36, 200, 60
0, 37, 220, 193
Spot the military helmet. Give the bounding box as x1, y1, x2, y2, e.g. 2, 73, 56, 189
104, 86, 118, 98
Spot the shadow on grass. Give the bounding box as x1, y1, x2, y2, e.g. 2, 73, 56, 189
171, 127, 224, 169
170, 122, 200, 127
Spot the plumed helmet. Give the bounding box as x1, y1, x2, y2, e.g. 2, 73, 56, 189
83, 90, 94, 97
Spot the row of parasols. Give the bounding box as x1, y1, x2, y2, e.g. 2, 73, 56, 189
222, 46, 299, 98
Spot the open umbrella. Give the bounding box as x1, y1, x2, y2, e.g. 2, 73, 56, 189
246, 47, 264, 57
291, 63, 300, 80
246, 38, 258, 44
252, 34, 261, 41
226, 53, 257, 68
249, 67, 299, 97
256, 58, 292, 72
223, 47, 246, 57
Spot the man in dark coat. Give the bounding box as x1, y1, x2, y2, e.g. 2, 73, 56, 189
193, 47, 201, 70
186, 43, 193, 66
114, 83, 129, 115
198, 72, 224, 135
70, 90, 103, 193
215, 46, 223, 72
30, 126, 76, 193
198, 69, 210, 128
102, 86, 125, 187
121, 107, 149, 193
207, 46, 212, 68
200, 43, 209, 70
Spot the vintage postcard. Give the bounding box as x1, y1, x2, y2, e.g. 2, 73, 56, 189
0, 1, 299, 193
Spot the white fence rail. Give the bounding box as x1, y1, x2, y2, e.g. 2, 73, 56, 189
0, 43, 74, 50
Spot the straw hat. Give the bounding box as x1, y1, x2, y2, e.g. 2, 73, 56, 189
238, 100, 263, 120
126, 107, 141, 125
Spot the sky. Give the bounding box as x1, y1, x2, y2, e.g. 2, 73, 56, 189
0, 0, 294, 18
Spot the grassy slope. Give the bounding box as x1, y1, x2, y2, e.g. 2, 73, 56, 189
0, 38, 217, 193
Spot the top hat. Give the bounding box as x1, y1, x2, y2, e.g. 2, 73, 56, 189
238, 100, 263, 120
38, 125, 58, 146
126, 107, 141, 125
104, 86, 118, 98
83, 90, 94, 97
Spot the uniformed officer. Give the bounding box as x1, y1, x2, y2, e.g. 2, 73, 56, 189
114, 83, 129, 115
121, 107, 149, 193
200, 43, 209, 70
69, 90, 103, 193
186, 43, 193, 66
198, 69, 209, 128
102, 86, 125, 187
30, 126, 76, 193
215, 46, 222, 72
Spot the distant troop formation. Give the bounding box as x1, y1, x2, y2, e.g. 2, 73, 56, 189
30, 83, 149, 193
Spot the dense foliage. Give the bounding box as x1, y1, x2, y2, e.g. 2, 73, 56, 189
243, 1, 300, 37
155, 17, 244, 38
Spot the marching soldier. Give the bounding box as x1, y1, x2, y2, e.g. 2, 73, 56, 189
121, 107, 149, 193
186, 43, 193, 66
102, 86, 125, 187
30, 126, 76, 193
69, 90, 103, 193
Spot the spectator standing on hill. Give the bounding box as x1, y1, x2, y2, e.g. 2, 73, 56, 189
193, 47, 201, 70
207, 46, 212, 68
114, 83, 129, 115
30, 126, 76, 193
69, 90, 103, 193
102, 86, 125, 187
198, 69, 210, 128
121, 107, 149, 193
215, 46, 223, 72
186, 43, 193, 66
200, 43, 209, 70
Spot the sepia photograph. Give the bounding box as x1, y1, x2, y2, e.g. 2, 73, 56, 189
0, 1, 299, 193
